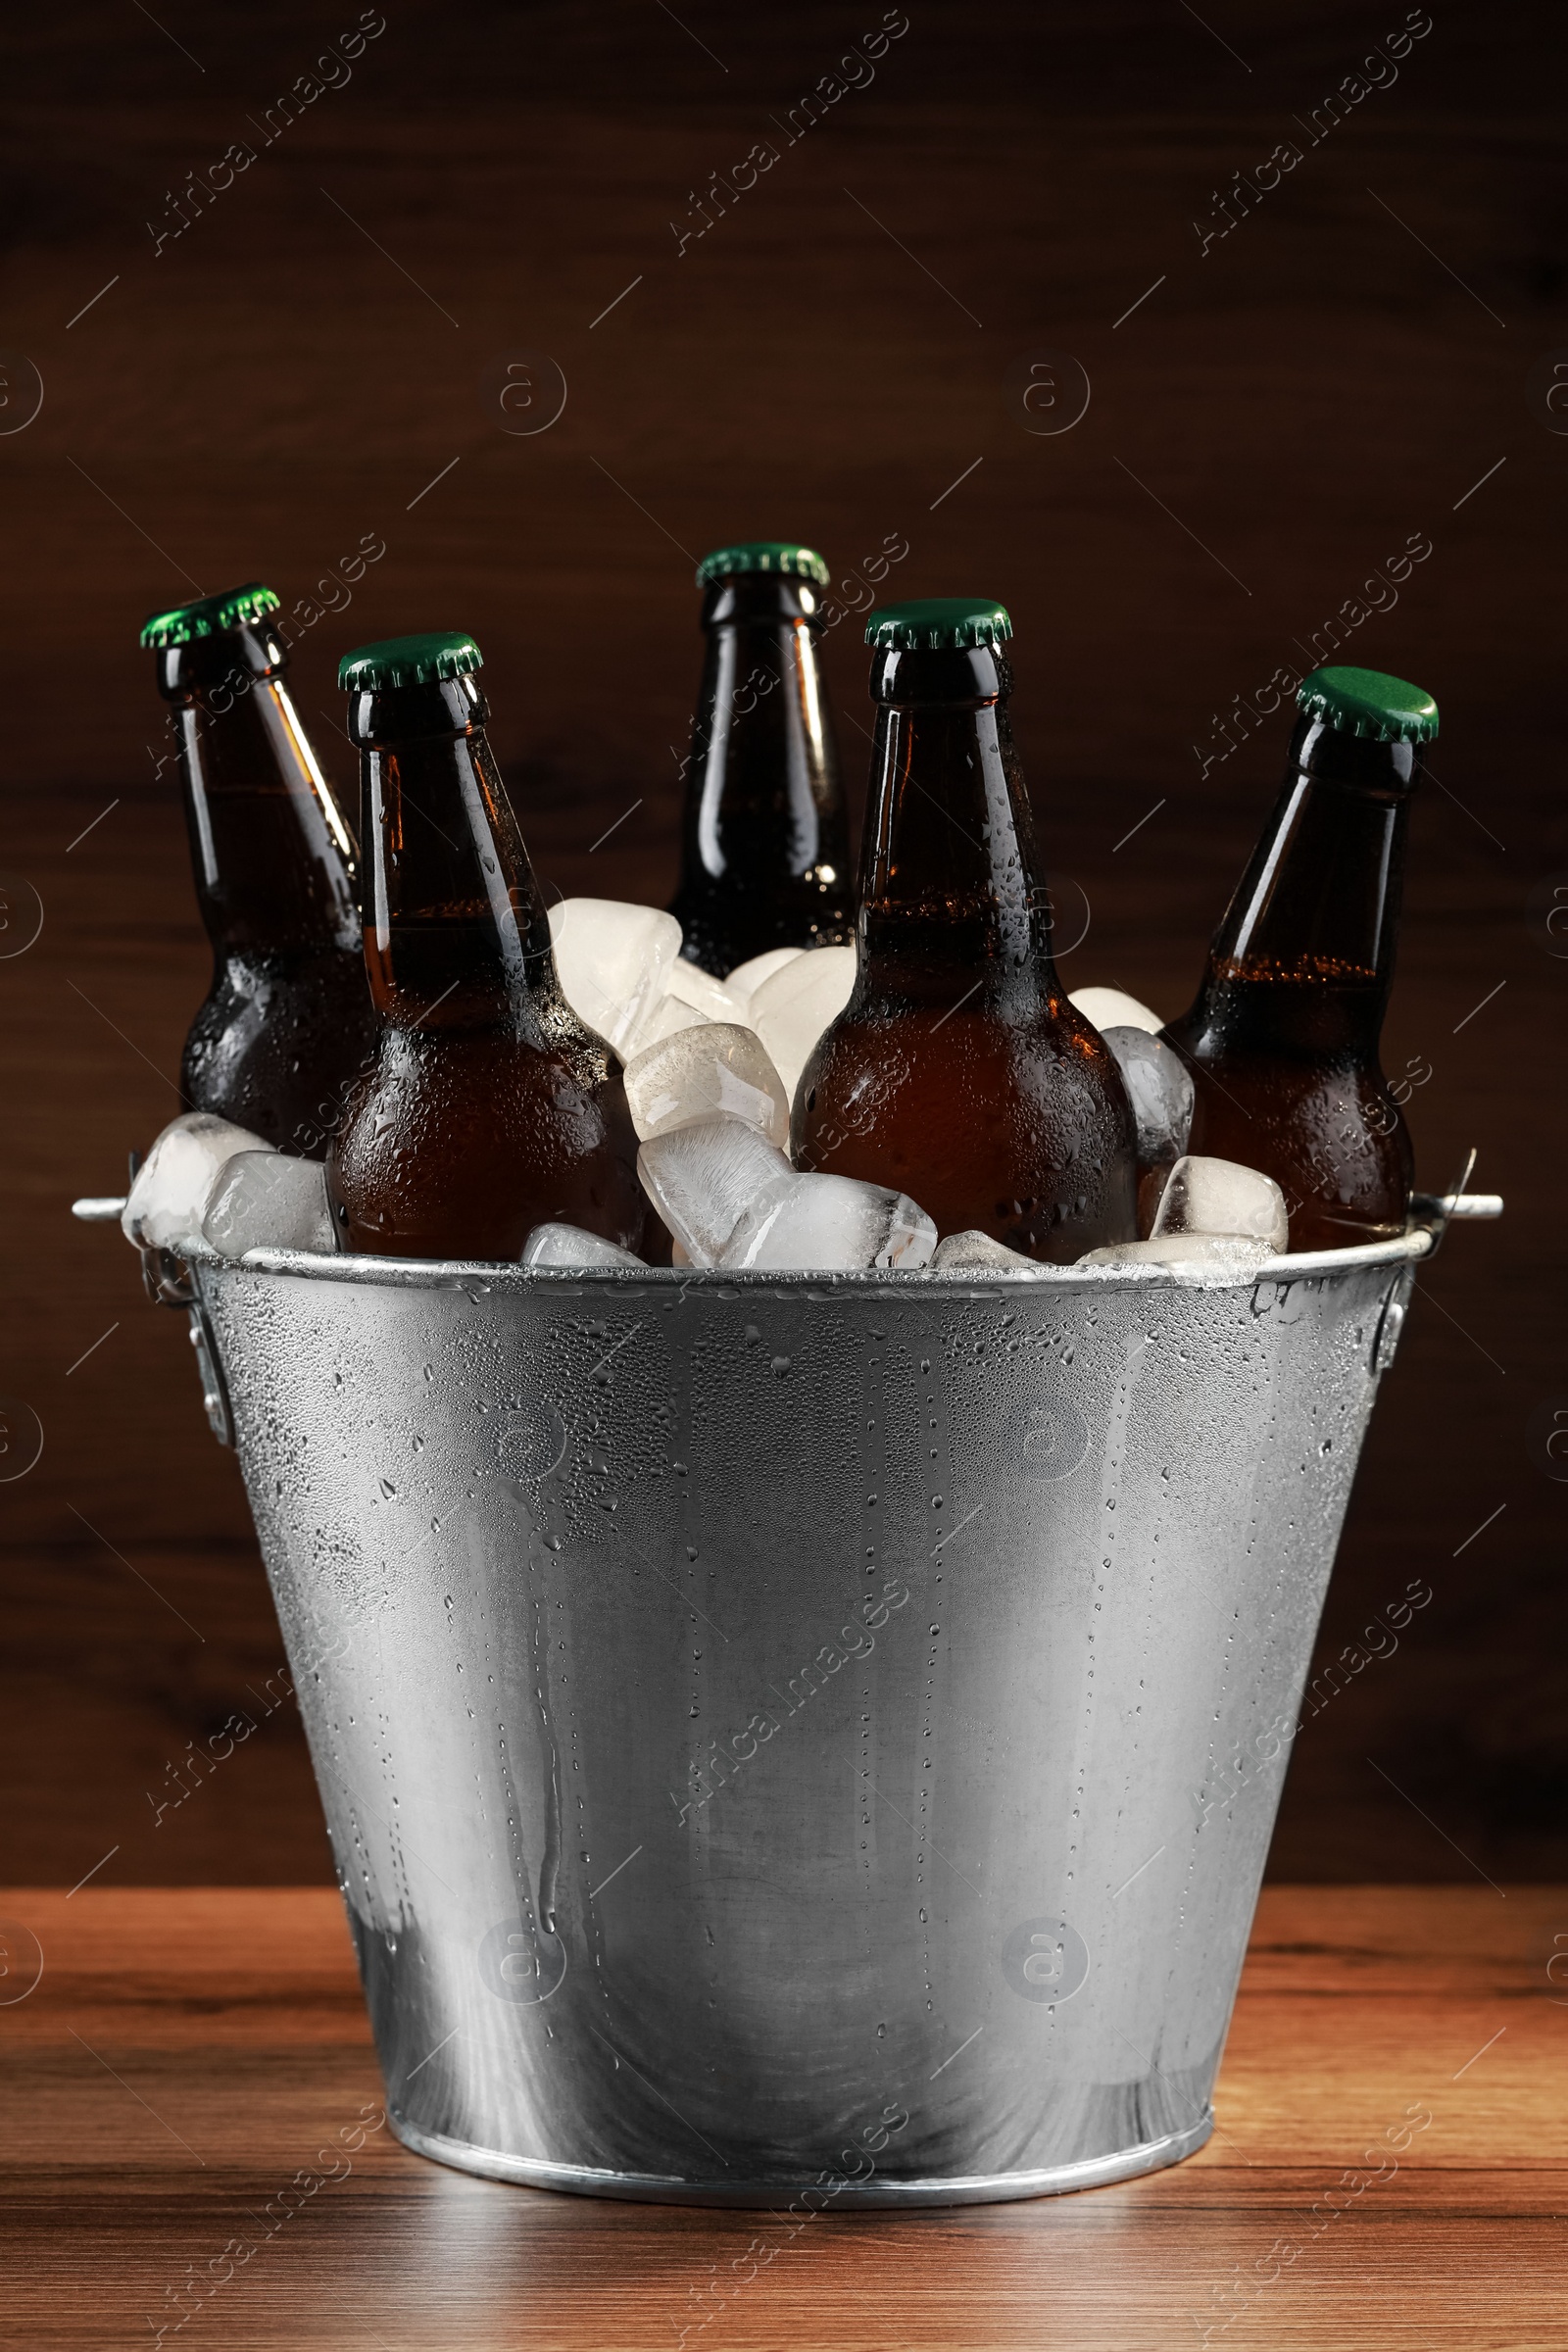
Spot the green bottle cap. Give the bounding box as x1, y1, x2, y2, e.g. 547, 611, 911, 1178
139, 582, 280, 651
696, 542, 831, 589
1297, 663, 1439, 745
338, 632, 483, 692
865, 597, 1012, 653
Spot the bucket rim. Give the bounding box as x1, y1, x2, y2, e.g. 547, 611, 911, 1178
74, 1189, 1498, 1296
185, 1208, 1445, 1293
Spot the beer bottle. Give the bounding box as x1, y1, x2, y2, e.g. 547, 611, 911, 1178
1159, 663, 1437, 1250
668, 542, 852, 976
143, 582, 377, 1153
325, 632, 650, 1260
792, 599, 1137, 1260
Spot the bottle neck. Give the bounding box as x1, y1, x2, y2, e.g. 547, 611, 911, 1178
161, 627, 360, 957
855, 644, 1058, 1012
1182, 715, 1418, 1059
351, 676, 560, 1039
681, 575, 844, 888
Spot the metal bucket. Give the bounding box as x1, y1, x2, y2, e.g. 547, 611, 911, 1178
83, 1188, 1494, 2206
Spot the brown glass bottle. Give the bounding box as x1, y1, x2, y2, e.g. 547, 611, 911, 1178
792, 600, 1137, 1260
325, 633, 650, 1261
144, 582, 377, 1152
668, 542, 851, 976
1159, 664, 1437, 1250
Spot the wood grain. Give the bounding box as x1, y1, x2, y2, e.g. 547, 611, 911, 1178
2, 1886, 1565, 2349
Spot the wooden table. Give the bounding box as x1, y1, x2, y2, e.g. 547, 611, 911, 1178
3, 1888, 1563, 2349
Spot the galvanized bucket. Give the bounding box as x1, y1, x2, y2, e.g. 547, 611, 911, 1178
77, 1185, 1495, 2205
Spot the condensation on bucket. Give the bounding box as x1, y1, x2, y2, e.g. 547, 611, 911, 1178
193, 1239, 1419, 2205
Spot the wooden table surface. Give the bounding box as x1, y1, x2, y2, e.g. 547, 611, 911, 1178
2, 1887, 1563, 2350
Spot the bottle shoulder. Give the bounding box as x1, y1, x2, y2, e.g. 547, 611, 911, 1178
804, 1000, 1135, 1125
1161, 972, 1392, 1069
359, 1013, 618, 1098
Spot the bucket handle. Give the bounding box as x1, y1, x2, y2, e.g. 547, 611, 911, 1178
70, 1158, 234, 1446
1412, 1148, 1501, 1258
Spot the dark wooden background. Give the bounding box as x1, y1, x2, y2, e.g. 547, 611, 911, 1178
1, 0, 1561, 1889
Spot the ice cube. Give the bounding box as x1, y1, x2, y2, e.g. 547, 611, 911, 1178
520, 1223, 646, 1268
724, 946, 806, 1010
1102, 1026, 1194, 1169
122, 1113, 274, 1252
203, 1152, 338, 1258
638, 1116, 936, 1271
1151, 1154, 1289, 1252
623, 1022, 791, 1148
548, 899, 682, 1057
748, 946, 858, 1106
932, 1229, 1042, 1272
664, 958, 746, 1025
1076, 1234, 1274, 1285
628, 993, 711, 1053
1069, 985, 1163, 1037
